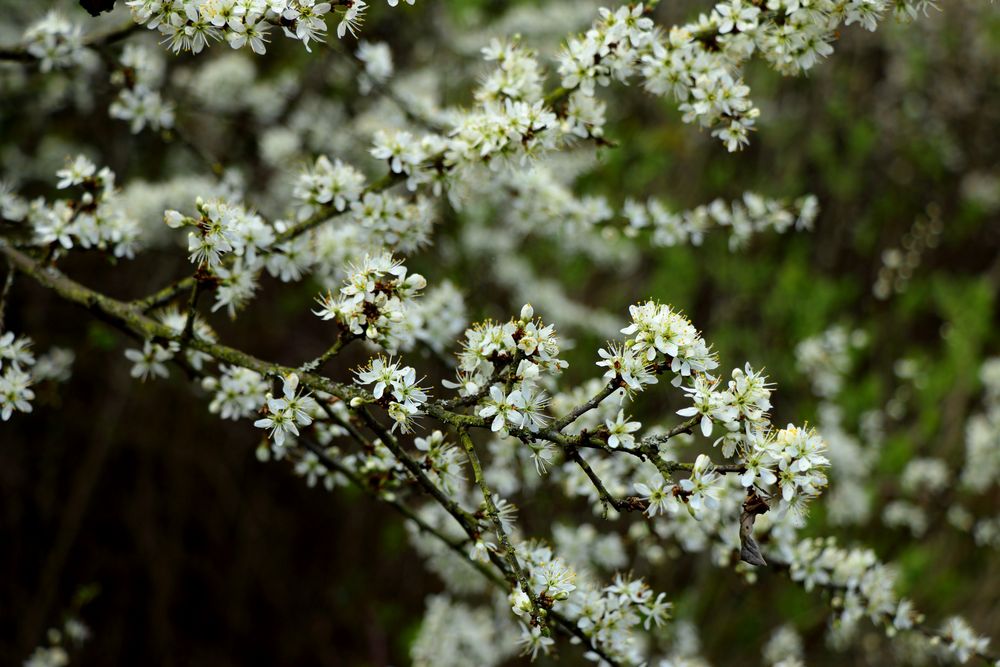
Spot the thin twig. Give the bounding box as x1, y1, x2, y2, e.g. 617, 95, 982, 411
0, 262, 14, 334
550, 380, 620, 432
563, 444, 647, 515
297, 328, 357, 373
355, 406, 479, 530
457, 429, 545, 623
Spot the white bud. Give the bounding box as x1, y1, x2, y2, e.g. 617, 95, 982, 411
520, 303, 534, 320
164, 210, 185, 228
283, 373, 299, 395
255, 442, 270, 462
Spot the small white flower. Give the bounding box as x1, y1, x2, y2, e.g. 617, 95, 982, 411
124, 341, 172, 381
606, 410, 641, 449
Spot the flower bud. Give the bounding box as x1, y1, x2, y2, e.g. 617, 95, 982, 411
164, 210, 185, 228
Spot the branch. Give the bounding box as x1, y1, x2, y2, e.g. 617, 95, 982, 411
457, 429, 545, 623
0, 243, 364, 400
550, 380, 620, 432
638, 415, 701, 449
297, 327, 358, 373
563, 444, 648, 515
355, 406, 479, 531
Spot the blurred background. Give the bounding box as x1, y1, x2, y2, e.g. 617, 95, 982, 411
1, 0, 998, 665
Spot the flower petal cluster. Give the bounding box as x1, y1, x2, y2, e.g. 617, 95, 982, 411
620, 300, 719, 382
253, 373, 319, 447
314, 252, 426, 352
109, 44, 175, 134
203, 365, 270, 420
23, 11, 84, 72
0, 332, 38, 421
29, 156, 142, 259
623, 193, 819, 249
354, 356, 428, 432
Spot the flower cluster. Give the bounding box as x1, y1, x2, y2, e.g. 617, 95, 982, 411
314, 253, 426, 352
612, 300, 719, 386
448, 304, 564, 394
253, 373, 319, 447
558, 1, 933, 150
370, 130, 443, 190
623, 193, 819, 250
478, 38, 546, 104
557, 6, 656, 97
26, 156, 142, 259
961, 357, 1000, 493
109, 44, 175, 134
677, 363, 773, 452
125, 0, 417, 55
784, 538, 904, 626
446, 99, 559, 168
292, 155, 436, 256
764, 425, 830, 509
513, 541, 671, 663
940, 616, 992, 663
126, 0, 324, 54
165, 197, 274, 269
292, 155, 366, 219
22, 11, 84, 72
202, 365, 270, 420
354, 355, 429, 432
0, 332, 37, 421
467, 306, 564, 434
414, 430, 465, 494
